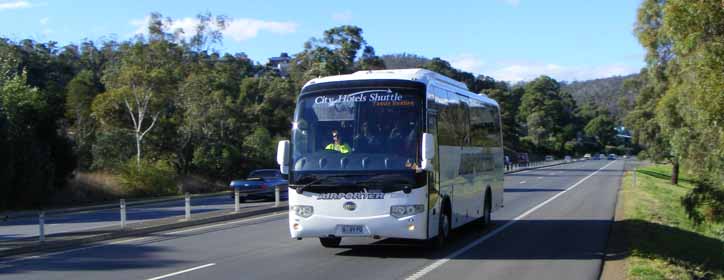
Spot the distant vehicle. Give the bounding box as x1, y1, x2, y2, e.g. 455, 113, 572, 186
276, 69, 504, 248
564, 155, 572, 162
545, 155, 554, 161
623, 155, 629, 159
229, 169, 288, 202
583, 153, 592, 160
599, 153, 607, 160
592, 154, 601, 160
608, 154, 617, 160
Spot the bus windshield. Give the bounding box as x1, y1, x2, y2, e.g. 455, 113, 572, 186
292, 87, 423, 172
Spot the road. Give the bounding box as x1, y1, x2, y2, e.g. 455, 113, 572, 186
0, 159, 625, 280
0, 195, 272, 241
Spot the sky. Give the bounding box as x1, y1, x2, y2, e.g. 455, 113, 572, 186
0, 0, 645, 82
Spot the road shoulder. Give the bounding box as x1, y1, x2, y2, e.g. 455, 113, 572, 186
600, 166, 630, 280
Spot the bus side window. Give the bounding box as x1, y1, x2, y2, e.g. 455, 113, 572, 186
470, 101, 486, 147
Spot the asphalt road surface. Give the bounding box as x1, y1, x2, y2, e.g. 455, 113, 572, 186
0, 159, 625, 280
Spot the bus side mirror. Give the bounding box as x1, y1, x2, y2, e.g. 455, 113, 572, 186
277, 140, 290, 175
421, 133, 434, 171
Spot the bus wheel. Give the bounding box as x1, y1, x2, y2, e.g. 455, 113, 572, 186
482, 193, 492, 227
319, 237, 341, 248
431, 211, 450, 249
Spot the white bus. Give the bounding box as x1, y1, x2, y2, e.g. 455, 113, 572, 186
276, 69, 504, 248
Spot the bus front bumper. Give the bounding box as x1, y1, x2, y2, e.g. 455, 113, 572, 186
289, 213, 428, 240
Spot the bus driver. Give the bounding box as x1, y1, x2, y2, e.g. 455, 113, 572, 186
325, 129, 351, 154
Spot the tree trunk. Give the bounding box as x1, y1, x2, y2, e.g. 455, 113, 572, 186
136, 134, 141, 169
671, 159, 679, 185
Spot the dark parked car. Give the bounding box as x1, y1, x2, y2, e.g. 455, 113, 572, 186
230, 169, 288, 202
607, 154, 617, 160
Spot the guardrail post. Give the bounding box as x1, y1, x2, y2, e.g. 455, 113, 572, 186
120, 199, 126, 229
185, 192, 191, 220
234, 188, 240, 213
275, 186, 280, 207
38, 211, 45, 243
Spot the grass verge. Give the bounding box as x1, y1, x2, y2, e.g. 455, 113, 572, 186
620, 164, 724, 280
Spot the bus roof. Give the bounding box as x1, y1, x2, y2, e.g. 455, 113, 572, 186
301, 68, 498, 107
303, 68, 467, 91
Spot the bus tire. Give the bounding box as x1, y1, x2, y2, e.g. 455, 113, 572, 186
431, 207, 451, 249
482, 190, 492, 227
319, 237, 341, 248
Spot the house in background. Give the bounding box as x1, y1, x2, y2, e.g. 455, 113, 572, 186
268, 52, 291, 77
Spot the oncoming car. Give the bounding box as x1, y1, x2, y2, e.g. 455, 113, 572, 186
229, 169, 288, 202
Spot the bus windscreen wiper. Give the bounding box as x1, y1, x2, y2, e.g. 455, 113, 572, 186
292, 174, 363, 194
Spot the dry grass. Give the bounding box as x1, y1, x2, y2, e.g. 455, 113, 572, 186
47, 172, 228, 208
49, 171, 125, 206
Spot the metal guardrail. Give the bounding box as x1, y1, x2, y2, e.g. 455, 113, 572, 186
1, 191, 232, 222
504, 159, 573, 173
31, 189, 285, 243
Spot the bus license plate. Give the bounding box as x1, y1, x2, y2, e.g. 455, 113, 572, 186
340, 225, 364, 235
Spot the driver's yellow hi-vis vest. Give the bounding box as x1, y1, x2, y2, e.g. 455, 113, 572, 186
325, 143, 351, 154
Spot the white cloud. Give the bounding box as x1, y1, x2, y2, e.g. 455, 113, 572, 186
224, 18, 297, 41
484, 62, 640, 82
448, 54, 485, 73
0, 0, 31, 11
130, 15, 297, 42
129, 16, 150, 35
331, 11, 352, 22
39, 17, 48, 25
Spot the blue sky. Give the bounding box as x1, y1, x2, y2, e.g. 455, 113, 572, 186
0, 0, 645, 82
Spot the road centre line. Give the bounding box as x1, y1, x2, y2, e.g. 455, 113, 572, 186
519, 181, 527, 184
146, 263, 216, 280
405, 160, 617, 280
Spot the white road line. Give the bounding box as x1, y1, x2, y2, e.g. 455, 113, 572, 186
536, 177, 543, 179
146, 263, 216, 280
165, 212, 287, 235
0, 212, 288, 265
405, 160, 617, 280
519, 181, 527, 184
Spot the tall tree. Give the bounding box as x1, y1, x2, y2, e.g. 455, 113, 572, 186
487, 86, 522, 149
629, 0, 723, 222
97, 40, 183, 167
518, 76, 576, 154
584, 114, 616, 147
65, 70, 102, 168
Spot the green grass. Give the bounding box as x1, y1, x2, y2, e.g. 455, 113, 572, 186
620, 164, 724, 280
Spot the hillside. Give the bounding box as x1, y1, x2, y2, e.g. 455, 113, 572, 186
381, 53, 430, 69
562, 74, 639, 121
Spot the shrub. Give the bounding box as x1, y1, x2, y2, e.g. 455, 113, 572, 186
119, 159, 177, 196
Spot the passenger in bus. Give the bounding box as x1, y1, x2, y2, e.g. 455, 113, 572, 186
325, 129, 351, 154
404, 121, 419, 155
387, 121, 403, 153
354, 122, 380, 152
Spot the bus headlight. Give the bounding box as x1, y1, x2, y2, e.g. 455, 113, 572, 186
291, 205, 314, 218
390, 205, 424, 218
